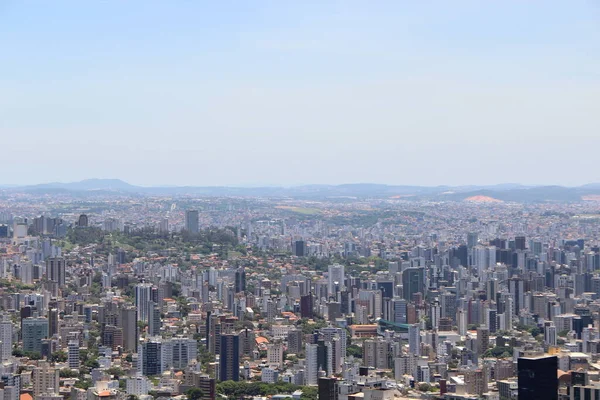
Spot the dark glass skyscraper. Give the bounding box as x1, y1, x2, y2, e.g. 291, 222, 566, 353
235, 268, 246, 293
402, 267, 424, 301
518, 355, 557, 400
219, 333, 239, 382
318, 377, 338, 400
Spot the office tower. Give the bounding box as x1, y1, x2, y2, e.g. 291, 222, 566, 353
120, 306, 138, 352
170, 337, 198, 369
508, 278, 524, 316
235, 268, 246, 293
318, 377, 338, 400
402, 267, 424, 301
68, 340, 79, 369
487, 279, 498, 302
320, 327, 347, 361
77, 214, 88, 227
300, 293, 314, 319
487, 309, 497, 333
46, 257, 65, 286
391, 298, 408, 324
47, 308, 59, 337
294, 240, 307, 257
22, 317, 48, 353
545, 323, 557, 346
135, 283, 153, 322
184, 210, 199, 234
219, 333, 240, 382
328, 264, 345, 296
467, 232, 479, 248
32, 362, 59, 396
0, 317, 13, 361
515, 236, 526, 251
409, 324, 420, 355
139, 338, 164, 376
305, 343, 318, 385
518, 356, 558, 400
148, 302, 161, 336
158, 218, 169, 233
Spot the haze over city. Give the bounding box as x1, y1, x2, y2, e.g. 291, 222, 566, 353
1, 1, 599, 187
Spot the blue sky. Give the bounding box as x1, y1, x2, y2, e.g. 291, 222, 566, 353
1, 1, 598, 186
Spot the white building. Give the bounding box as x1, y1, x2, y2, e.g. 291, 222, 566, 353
305, 343, 318, 386
0, 318, 13, 361
126, 375, 150, 396
328, 264, 345, 296
409, 324, 420, 356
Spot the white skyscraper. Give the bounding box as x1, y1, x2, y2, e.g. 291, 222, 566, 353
328, 264, 345, 296
135, 283, 153, 322
305, 343, 318, 386
0, 318, 13, 361
409, 324, 420, 356
545, 324, 557, 346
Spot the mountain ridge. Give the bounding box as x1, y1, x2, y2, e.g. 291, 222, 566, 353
3, 179, 600, 202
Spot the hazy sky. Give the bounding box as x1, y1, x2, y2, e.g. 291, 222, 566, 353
1, 1, 599, 187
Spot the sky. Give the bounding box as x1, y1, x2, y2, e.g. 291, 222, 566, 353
1, 1, 599, 187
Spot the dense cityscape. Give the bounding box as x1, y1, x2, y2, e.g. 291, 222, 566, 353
0, 182, 599, 400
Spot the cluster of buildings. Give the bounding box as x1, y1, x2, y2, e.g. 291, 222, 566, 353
0, 195, 598, 400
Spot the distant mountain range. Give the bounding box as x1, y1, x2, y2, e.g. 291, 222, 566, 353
2, 179, 600, 203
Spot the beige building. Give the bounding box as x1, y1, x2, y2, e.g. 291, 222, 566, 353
32, 362, 59, 397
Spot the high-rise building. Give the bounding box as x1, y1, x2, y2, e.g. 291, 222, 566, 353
515, 236, 526, 251
219, 334, 240, 382
239, 328, 255, 358
267, 342, 284, 367
68, 340, 80, 369
305, 343, 318, 386
168, 337, 198, 369
518, 355, 558, 400
148, 302, 161, 336
235, 268, 246, 293
185, 210, 199, 234
300, 293, 314, 319
403, 267, 424, 301
0, 318, 13, 361
409, 324, 420, 355
77, 214, 89, 227
120, 306, 138, 352
32, 361, 59, 396
545, 323, 557, 346
46, 257, 65, 286
362, 338, 388, 369
328, 264, 345, 296
318, 377, 338, 400
463, 368, 487, 396
287, 329, 303, 355
294, 240, 307, 257
22, 317, 48, 353
477, 326, 490, 356
48, 308, 59, 337
139, 338, 164, 376
467, 232, 479, 248
135, 283, 153, 322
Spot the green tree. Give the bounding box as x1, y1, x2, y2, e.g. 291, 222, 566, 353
186, 388, 204, 400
